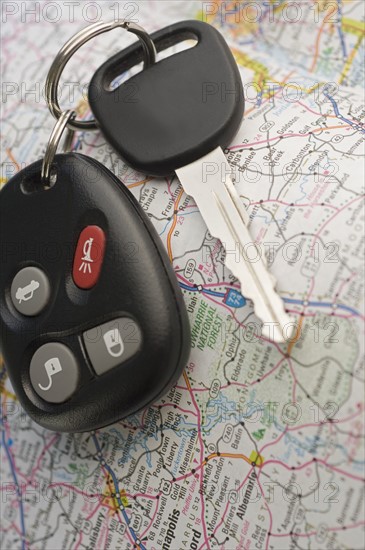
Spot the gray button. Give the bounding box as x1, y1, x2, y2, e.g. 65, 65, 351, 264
11, 266, 50, 316
30, 343, 80, 403
83, 318, 142, 375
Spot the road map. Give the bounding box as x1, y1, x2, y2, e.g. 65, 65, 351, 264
1, 1, 364, 549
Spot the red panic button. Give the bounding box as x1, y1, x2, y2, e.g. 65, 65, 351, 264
73, 226, 106, 289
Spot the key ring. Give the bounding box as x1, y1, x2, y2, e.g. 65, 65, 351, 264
41, 109, 76, 186
45, 21, 156, 132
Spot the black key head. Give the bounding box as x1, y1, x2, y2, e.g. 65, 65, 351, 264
0, 154, 190, 432
89, 20, 245, 176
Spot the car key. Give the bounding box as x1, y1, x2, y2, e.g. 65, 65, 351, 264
0, 151, 191, 432
88, 20, 294, 343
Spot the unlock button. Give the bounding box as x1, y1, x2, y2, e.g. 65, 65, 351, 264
83, 318, 142, 375
30, 343, 80, 403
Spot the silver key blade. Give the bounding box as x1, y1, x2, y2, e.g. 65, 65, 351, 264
176, 147, 294, 343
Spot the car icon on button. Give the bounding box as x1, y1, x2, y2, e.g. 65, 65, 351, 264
11, 267, 51, 316
15, 279, 40, 303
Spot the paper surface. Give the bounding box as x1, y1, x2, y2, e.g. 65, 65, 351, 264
1, 1, 364, 549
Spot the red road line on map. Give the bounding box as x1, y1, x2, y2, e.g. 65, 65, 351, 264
46, 482, 96, 498
30, 434, 59, 482
6, 148, 20, 172
139, 498, 160, 541
262, 457, 365, 481
259, 427, 289, 457
173, 449, 262, 489
293, 407, 363, 431
229, 124, 352, 150
2, 523, 21, 534
201, 469, 254, 550
251, 199, 339, 210
177, 362, 292, 393
183, 371, 210, 546
257, 404, 364, 458
307, 195, 365, 310
297, 101, 338, 118
252, 356, 287, 385
74, 500, 110, 550
309, 17, 327, 73
270, 521, 365, 537
126, 491, 160, 500
285, 308, 359, 320
335, 271, 357, 301
153, 403, 198, 416
311, 196, 364, 247
203, 293, 288, 356
256, 473, 274, 550
167, 187, 184, 261
165, 175, 176, 200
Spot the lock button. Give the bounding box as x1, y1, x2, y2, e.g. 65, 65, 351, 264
72, 225, 106, 289
29, 343, 80, 403
83, 318, 142, 375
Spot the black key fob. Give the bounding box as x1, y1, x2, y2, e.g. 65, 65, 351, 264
89, 20, 244, 175
0, 153, 191, 432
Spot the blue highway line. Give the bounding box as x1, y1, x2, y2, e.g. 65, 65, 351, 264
324, 91, 365, 133
179, 282, 362, 316
0, 422, 26, 550
91, 433, 147, 549
283, 297, 361, 316
179, 282, 226, 297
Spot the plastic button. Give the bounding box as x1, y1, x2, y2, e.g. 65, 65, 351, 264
72, 225, 106, 289
11, 266, 50, 316
83, 318, 142, 375
30, 343, 80, 403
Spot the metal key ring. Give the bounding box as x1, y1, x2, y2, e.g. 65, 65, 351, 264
45, 21, 156, 131
41, 109, 76, 186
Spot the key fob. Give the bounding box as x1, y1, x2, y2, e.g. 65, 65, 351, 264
89, 20, 244, 175
0, 153, 191, 432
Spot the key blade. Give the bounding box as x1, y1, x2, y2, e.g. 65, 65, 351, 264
211, 187, 293, 343
176, 147, 294, 343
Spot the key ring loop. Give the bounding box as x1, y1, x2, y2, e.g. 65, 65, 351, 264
41, 109, 76, 186
45, 21, 156, 131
